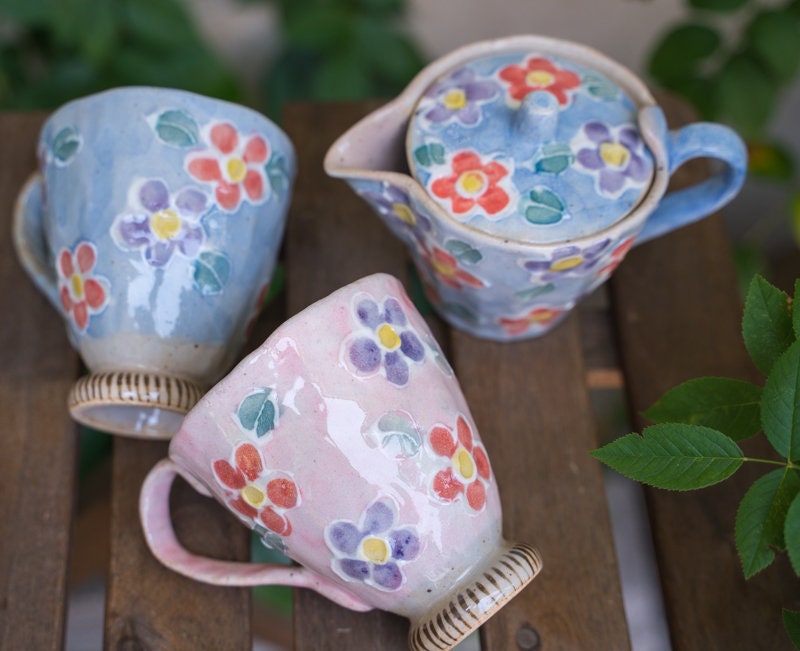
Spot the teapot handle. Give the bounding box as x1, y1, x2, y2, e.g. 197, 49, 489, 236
634, 106, 747, 246
139, 458, 373, 612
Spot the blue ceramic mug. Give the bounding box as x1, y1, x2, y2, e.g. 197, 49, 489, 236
13, 87, 295, 438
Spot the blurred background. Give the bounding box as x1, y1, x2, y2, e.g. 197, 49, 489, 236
2, 0, 798, 649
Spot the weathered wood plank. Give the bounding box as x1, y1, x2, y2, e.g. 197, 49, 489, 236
0, 112, 80, 651
611, 96, 800, 649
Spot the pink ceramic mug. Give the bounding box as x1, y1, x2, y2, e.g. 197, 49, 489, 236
139, 273, 541, 650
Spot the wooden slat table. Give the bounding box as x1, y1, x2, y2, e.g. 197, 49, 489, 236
1, 100, 797, 651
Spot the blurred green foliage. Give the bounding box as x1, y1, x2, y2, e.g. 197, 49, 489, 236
0, 0, 243, 109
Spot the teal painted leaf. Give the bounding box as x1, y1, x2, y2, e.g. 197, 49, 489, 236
583, 73, 618, 100
267, 154, 290, 198
782, 610, 800, 648
590, 423, 744, 490
761, 341, 800, 461
514, 283, 555, 302
154, 109, 199, 147
377, 413, 421, 457
445, 240, 482, 264
52, 127, 81, 164
785, 492, 800, 576
524, 188, 566, 225
193, 250, 231, 295
238, 389, 278, 438
743, 275, 794, 375
534, 143, 574, 174
413, 143, 445, 167
643, 377, 763, 441
736, 469, 800, 578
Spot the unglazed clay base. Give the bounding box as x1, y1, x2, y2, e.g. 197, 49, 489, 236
68, 371, 203, 438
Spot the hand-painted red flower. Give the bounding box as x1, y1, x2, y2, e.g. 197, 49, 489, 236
431, 151, 510, 218
423, 246, 484, 290
498, 306, 565, 337
430, 416, 491, 511
212, 442, 298, 536
57, 242, 109, 331
498, 56, 580, 105
595, 236, 635, 278
187, 123, 269, 211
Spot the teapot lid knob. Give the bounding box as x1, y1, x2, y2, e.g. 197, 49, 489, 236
514, 90, 559, 157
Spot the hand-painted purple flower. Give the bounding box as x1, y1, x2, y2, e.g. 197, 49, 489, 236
423, 67, 499, 125
348, 297, 426, 387
360, 183, 432, 245
573, 122, 652, 198
523, 238, 612, 281
113, 179, 207, 267
326, 498, 420, 592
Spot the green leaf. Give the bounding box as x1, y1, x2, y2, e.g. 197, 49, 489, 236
534, 143, 574, 174
643, 377, 763, 441
785, 492, 800, 575
714, 53, 779, 137
761, 341, 800, 461
590, 424, 744, 490
648, 24, 722, 85
52, 126, 82, 164
793, 202, 800, 266
413, 143, 445, 168
514, 283, 555, 302
689, 0, 749, 10
445, 240, 482, 264
743, 274, 794, 375
193, 250, 231, 295
238, 389, 278, 438
745, 9, 800, 83
284, 5, 352, 51
736, 469, 800, 578
153, 110, 199, 148
783, 610, 800, 648
266, 154, 291, 199
795, 279, 800, 340
377, 413, 421, 457
524, 188, 566, 225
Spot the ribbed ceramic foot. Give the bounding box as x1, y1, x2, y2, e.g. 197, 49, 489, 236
408, 542, 542, 651
68, 371, 204, 439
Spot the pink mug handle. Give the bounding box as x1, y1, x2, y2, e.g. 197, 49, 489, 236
139, 458, 373, 612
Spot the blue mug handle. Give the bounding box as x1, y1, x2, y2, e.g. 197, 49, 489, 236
634, 106, 748, 246
12, 172, 63, 311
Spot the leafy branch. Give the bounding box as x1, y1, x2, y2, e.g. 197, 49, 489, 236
592, 274, 800, 648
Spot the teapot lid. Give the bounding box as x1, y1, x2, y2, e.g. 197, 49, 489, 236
406, 49, 655, 244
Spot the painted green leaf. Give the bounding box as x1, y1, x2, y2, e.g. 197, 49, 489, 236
413, 143, 445, 167
743, 274, 794, 375
52, 126, 81, 164
377, 413, 421, 457
736, 469, 800, 578
514, 283, 555, 302
785, 492, 800, 576
534, 143, 574, 174
761, 341, 800, 461
590, 423, 744, 490
154, 109, 199, 148
445, 240, 482, 264
193, 250, 231, 295
267, 154, 290, 198
583, 73, 618, 100
643, 377, 763, 441
524, 188, 565, 225
238, 389, 278, 438
782, 609, 800, 648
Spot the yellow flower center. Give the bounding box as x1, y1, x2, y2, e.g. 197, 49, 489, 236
362, 537, 389, 564
378, 323, 401, 350
599, 142, 631, 168
457, 171, 486, 196
550, 255, 584, 271
526, 70, 554, 87
150, 209, 181, 241
241, 484, 265, 508
392, 202, 417, 226
226, 157, 247, 183
453, 448, 475, 480
443, 89, 467, 110
432, 258, 456, 278
71, 274, 84, 299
